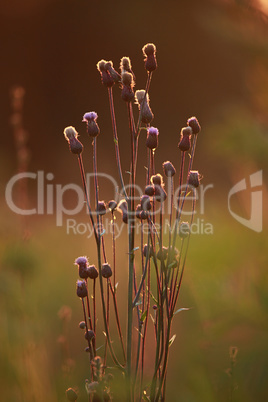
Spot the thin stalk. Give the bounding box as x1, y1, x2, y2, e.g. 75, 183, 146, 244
107, 87, 128, 199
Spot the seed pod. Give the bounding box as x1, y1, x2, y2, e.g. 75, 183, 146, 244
187, 116, 201, 134
179, 222, 191, 238
101, 263, 112, 279
163, 161, 176, 177
146, 126, 159, 150
76, 280, 87, 298
188, 170, 200, 188
87, 265, 99, 279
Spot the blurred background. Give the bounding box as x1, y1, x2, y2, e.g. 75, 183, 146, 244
0, 0, 268, 401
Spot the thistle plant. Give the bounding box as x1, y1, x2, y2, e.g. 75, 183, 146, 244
64, 43, 202, 401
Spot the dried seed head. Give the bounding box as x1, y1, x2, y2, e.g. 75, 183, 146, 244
121, 72, 135, 102
83, 112, 100, 137
120, 57, 135, 80
87, 265, 99, 280
157, 246, 169, 261
135, 89, 149, 104
108, 200, 117, 212
178, 134, 191, 152
145, 184, 155, 197
143, 244, 153, 258
66, 388, 78, 401
79, 321, 86, 329
105, 61, 121, 83
142, 43, 157, 72
163, 161, 176, 177
97, 201, 107, 216
187, 116, 201, 134
76, 280, 87, 298
151, 174, 163, 186
188, 170, 200, 188
101, 263, 112, 279
179, 222, 191, 238
146, 126, 159, 150
141, 195, 151, 211
97, 59, 114, 87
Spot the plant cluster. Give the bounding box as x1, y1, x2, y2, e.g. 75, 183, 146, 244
64, 43, 201, 401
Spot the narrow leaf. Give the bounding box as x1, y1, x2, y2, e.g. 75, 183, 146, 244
169, 334, 176, 347
173, 307, 191, 316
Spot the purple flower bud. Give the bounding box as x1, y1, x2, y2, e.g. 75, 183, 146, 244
76, 280, 87, 298
187, 116, 201, 135
101, 263, 112, 279
146, 127, 159, 150
82, 111, 100, 137
142, 43, 157, 72
163, 161, 176, 177
188, 170, 200, 188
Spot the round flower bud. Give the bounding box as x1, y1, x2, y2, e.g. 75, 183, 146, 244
187, 116, 201, 134
79, 321, 86, 329
97, 59, 114, 87
163, 161, 176, 177
141, 195, 151, 211
143, 244, 153, 258
179, 222, 191, 238
146, 127, 159, 150
97, 201, 106, 216
101, 263, 112, 279
76, 280, 87, 298
108, 200, 117, 212
157, 246, 168, 261
64, 126, 83, 155
87, 265, 99, 280
188, 170, 200, 188
85, 329, 95, 341
142, 43, 157, 72
181, 126, 192, 137
145, 184, 155, 197
66, 387, 78, 401
83, 112, 100, 138
135, 204, 142, 220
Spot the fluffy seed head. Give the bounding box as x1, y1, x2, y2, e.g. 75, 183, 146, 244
142, 43, 156, 56
135, 90, 149, 104
181, 126, 192, 137
122, 72, 134, 87
96, 59, 107, 72
151, 173, 163, 186
75, 256, 88, 267
120, 56, 132, 73
64, 126, 78, 141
